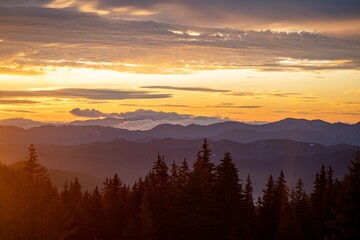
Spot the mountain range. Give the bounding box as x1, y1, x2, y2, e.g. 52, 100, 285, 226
0, 118, 359, 146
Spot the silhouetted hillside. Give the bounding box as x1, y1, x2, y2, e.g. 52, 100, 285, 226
0, 118, 359, 146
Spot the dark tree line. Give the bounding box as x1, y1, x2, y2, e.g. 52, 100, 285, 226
0, 141, 359, 239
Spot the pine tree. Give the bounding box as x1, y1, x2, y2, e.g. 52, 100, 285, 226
170, 158, 191, 240
168, 161, 179, 239
258, 174, 276, 239
170, 161, 179, 192
333, 148, 360, 239
274, 170, 289, 239
23, 144, 48, 181
0, 145, 70, 239
310, 164, 336, 239
147, 154, 170, 240
258, 171, 290, 239
84, 186, 105, 239
241, 174, 256, 240
63, 177, 86, 239
102, 173, 127, 240
289, 178, 311, 240
123, 178, 146, 240
21, 144, 66, 239
244, 175, 254, 209
178, 158, 190, 189
140, 192, 154, 240
215, 152, 242, 240
310, 165, 326, 239
187, 139, 217, 240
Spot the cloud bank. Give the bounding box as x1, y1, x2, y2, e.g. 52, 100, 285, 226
69, 108, 229, 130
0, 7, 359, 75
1, 0, 359, 32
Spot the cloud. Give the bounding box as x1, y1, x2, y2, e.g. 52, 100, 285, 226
160, 104, 191, 108
227, 90, 307, 99
0, 117, 52, 129
227, 92, 258, 97
344, 102, 360, 105
70, 108, 203, 121
268, 92, 301, 97
0, 0, 51, 7
0, 7, 359, 75
69, 108, 107, 118
212, 105, 262, 109
70, 108, 195, 120
0, 88, 172, 100
344, 89, 360, 94
69, 108, 229, 129
0, 99, 41, 104
340, 112, 360, 116
1, 109, 35, 113
120, 103, 192, 108
4, 0, 360, 20
141, 86, 230, 93
0, 66, 44, 76
119, 109, 192, 121
3, 0, 357, 32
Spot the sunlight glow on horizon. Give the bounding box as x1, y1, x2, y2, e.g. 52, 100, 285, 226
0, 65, 359, 124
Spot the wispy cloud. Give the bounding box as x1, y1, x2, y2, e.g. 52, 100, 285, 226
226, 90, 316, 101
340, 112, 360, 116
211, 104, 262, 109
1, 109, 35, 113
0, 99, 41, 104
344, 89, 360, 94
141, 86, 230, 93
344, 102, 360, 105
0, 88, 172, 100
120, 103, 199, 109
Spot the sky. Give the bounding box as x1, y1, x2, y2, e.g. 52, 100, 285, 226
0, 0, 359, 128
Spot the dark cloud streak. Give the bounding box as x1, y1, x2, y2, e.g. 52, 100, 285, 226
1, 109, 35, 113
0, 99, 41, 104
212, 105, 262, 109
0, 89, 172, 100
141, 86, 230, 93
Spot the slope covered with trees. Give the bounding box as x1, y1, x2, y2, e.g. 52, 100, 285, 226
0, 141, 359, 239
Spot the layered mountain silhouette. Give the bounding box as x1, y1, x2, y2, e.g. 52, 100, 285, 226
0, 118, 359, 146
1, 118, 358, 195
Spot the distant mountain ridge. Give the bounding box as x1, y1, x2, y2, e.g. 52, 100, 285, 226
0, 118, 359, 146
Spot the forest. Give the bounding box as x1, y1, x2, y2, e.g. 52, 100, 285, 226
0, 140, 359, 240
